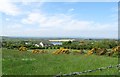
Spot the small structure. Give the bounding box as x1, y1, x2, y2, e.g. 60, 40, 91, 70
39, 42, 53, 47
34, 44, 40, 47
51, 42, 62, 45
39, 42, 44, 47
49, 39, 75, 46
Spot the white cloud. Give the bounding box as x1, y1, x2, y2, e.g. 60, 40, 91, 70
21, 11, 117, 31
0, 0, 20, 16
68, 8, 75, 12
20, 11, 118, 38
22, 12, 48, 25
5, 18, 10, 21
3, 24, 23, 31
1, 1, 117, 38
22, 12, 72, 28
2, 24, 23, 36
20, 0, 32, 5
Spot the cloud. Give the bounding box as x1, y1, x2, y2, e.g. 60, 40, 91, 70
3, 24, 23, 32
2, 2, 117, 38
5, 18, 10, 21
22, 12, 72, 28
20, 11, 118, 38
21, 0, 44, 7
0, 0, 20, 16
22, 12, 48, 25
68, 8, 75, 12
22, 11, 117, 30
20, 0, 32, 5
2, 24, 23, 36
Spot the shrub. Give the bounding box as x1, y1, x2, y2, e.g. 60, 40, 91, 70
19, 46, 27, 51
52, 48, 70, 55
87, 48, 107, 56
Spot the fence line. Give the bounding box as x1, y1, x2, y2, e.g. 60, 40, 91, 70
54, 64, 120, 77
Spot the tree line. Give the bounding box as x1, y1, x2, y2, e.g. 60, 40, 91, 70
1, 39, 119, 50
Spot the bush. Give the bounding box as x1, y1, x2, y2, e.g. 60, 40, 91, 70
19, 46, 27, 51
52, 48, 70, 55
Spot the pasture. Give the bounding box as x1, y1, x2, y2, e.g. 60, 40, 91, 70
2, 48, 118, 76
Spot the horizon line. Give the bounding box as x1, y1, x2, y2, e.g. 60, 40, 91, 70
1, 35, 118, 39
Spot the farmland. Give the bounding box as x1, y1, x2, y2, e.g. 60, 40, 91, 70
2, 48, 118, 75
1, 37, 120, 76
1, 1, 119, 77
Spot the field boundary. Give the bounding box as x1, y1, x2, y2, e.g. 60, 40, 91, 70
54, 64, 120, 77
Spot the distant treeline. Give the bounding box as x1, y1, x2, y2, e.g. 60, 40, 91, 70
1, 37, 119, 50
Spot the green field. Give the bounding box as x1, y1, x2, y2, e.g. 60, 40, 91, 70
2, 48, 119, 76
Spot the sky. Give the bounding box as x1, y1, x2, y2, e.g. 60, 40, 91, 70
0, 0, 118, 39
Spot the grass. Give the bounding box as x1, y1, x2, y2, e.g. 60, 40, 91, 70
2, 48, 119, 76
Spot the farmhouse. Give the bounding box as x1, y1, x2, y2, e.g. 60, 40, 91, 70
39, 42, 53, 47
34, 44, 40, 47
34, 42, 52, 47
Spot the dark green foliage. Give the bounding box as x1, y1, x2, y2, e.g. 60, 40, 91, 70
62, 39, 118, 50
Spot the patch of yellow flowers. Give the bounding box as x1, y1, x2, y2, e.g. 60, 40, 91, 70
87, 48, 96, 55
87, 46, 120, 56
52, 48, 70, 55
112, 46, 120, 53
19, 46, 27, 51
32, 49, 47, 54
87, 48, 107, 56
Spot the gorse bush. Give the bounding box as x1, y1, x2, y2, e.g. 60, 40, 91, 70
19, 46, 27, 51
52, 48, 70, 55
111, 46, 120, 57
86, 46, 120, 57
32, 49, 48, 54
87, 48, 107, 56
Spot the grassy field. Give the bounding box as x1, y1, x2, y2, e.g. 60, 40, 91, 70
2, 48, 119, 76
